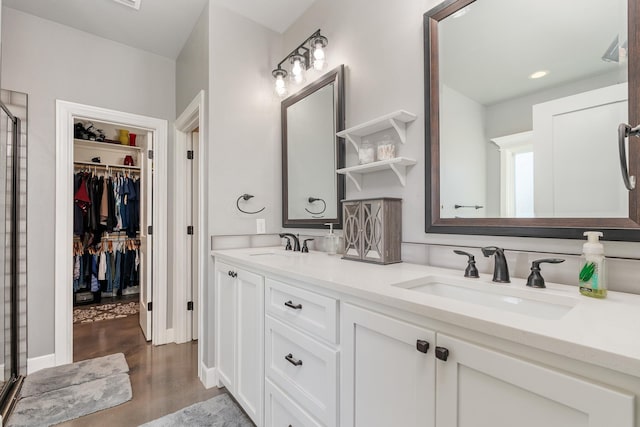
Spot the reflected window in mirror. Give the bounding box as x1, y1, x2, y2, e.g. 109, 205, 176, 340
282, 65, 345, 228
425, 0, 640, 240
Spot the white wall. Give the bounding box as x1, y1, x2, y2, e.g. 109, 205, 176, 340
176, 3, 209, 115
208, 4, 281, 237
439, 85, 487, 218
1, 7, 176, 358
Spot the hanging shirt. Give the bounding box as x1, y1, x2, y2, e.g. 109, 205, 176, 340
98, 251, 107, 280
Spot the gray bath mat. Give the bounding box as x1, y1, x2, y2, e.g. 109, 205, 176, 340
20, 352, 129, 398
8, 372, 132, 427
140, 393, 254, 427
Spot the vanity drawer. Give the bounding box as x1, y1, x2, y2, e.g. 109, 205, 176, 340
265, 278, 338, 344
265, 316, 338, 426
265, 379, 323, 427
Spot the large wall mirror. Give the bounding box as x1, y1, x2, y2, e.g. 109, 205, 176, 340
282, 65, 345, 228
425, 0, 640, 240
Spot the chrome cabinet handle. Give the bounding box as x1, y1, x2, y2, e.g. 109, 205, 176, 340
284, 300, 302, 310
618, 123, 640, 190
285, 353, 303, 366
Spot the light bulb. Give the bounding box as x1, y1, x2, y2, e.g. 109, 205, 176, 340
311, 36, 328, 71
274, 75, 287, 97
292, 59, 303, 76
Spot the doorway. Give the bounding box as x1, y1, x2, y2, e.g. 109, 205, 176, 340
173, 91, 206, 383
55, 101, 170, 367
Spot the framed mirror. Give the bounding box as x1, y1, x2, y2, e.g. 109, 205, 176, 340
282, 65, 345, 228
424, 0, 640, 240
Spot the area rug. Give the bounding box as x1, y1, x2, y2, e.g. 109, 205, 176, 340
8, 373, 132, 427
140, 393, 254, 427
74, 301, 139, 324
20, 352, 129, 398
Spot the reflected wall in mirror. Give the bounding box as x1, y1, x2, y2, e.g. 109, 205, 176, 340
282, 65, 345, 228
425, 0, 640, 240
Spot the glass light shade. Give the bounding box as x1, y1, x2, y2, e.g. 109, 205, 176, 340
290, 55, 306, 84
311, 35, 328, 71
275, 75, 287, 97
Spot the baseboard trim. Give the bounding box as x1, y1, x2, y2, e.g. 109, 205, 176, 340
27, 353, 56, 374
165, 328, 175, 343
200, 363, 218, 389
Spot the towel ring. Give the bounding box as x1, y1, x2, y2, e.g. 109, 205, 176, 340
236, 194, 265, 214
305, 197, 326, 216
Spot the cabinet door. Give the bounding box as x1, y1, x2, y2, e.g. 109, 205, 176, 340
343, 201, 363, 260
341, 303, 436, 427
236, 268, 264, 426
436, 334, 634, 427
214, 262, 237, 392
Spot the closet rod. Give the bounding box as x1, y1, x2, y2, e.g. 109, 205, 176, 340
73, 161, 140, 172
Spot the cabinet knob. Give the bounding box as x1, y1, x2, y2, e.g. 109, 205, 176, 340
284, 300, 303, 310
228, 271, 237, 278
435, 346, 449, 361
285, 353, 303, 367
416, 339, 430, 354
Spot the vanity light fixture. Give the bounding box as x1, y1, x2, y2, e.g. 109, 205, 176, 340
529, 70, 549, 79
272, 29, 329, 97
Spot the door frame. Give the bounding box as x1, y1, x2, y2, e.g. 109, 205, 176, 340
54, 100, 169, 366
173, 91, 206, 379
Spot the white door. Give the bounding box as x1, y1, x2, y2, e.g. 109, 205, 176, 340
235, 268, 264, 426
340, 303, 436, 427
533, 83, 628, 217
188, 130, 199, 340
138, 131, 153, 341
214, 261, 237, 392
436, 334, 634, 427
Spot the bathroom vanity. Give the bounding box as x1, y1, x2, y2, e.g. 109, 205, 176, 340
212, 248, 640, 427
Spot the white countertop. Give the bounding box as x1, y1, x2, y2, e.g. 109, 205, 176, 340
212, 247, 640, 377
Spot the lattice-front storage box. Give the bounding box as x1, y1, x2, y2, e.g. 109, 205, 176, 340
342, 198, 401, 264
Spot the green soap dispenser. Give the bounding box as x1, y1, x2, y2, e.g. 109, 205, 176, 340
579, 231, 607, 298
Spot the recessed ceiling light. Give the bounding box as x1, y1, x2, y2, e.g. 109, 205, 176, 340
529, 70, 549, 79
112, 0, 142, 10
451, 5, 471, 18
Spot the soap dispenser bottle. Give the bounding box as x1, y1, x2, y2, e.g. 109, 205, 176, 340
324, 223, 338, 255
579, 231, 607, 298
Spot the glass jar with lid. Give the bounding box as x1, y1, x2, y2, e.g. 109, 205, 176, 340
359, 139, 376, 164
376, 134, 396, 161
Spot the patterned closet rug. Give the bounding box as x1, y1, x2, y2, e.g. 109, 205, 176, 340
74, 301, 139, 324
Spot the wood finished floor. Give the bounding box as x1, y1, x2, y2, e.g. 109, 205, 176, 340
56, 314, 224, 426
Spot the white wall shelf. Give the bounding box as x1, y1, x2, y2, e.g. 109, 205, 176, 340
337, 110, 417, 152
337, 157, 417, 191
74, 138, 142, 152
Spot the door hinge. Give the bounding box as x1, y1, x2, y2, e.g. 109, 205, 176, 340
187, 301, 194, 311
187, 150, 194, 160
147, 302, 152, 311
148, 149, 154, 159
187, 225, 194, 235
147, 225, 153, 235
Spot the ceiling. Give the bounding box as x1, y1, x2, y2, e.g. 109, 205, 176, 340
439, 0, 627, 105
2, 0, 315, 59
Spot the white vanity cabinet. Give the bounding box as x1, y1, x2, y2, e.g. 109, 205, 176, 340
340, 303, 436, 427
214, 261, 264, 426
341, 303, 635, 427
264, 278, 339, 427
435, 334, 634, 427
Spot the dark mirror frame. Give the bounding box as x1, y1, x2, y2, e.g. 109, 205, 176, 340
424, 0, 640, 241
282, 65, 345, 229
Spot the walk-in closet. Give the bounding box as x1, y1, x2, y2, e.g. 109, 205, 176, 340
71, 119, 153, 354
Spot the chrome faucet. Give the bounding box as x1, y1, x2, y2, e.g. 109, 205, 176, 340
481, 246, 510, 283
279, 233, 301, 251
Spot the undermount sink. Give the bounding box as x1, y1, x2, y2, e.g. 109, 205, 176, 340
394, 276, 577, 320
248, 251, 301, 257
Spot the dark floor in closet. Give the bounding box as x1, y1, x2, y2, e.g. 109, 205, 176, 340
56, 314, 223, 426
